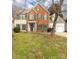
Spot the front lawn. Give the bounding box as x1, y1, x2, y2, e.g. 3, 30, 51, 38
12, 32, 67, 59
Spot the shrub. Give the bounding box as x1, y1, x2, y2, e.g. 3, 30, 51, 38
13, 27, 20, 33
47, 28, 52, 32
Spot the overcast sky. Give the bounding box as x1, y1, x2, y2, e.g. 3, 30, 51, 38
13, 0, 67, 9
12, 0, 67, 19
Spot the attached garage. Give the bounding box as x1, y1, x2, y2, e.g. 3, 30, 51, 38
56, 23, 65, 32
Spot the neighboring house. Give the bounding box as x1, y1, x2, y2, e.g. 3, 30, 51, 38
26, 3, 49, 32
13, 8, 30, 32
49, 14, 66, 32
14, 14, 26, 32
56, 16, 65, 32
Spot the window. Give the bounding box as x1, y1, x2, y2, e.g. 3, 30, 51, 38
16, 24, 20, 28
44, 24, 48, 30
16, 16, 20, 19
44, 15, 48, 20
29, 14, 35, 20
38, 14, 42, 20
20, 15, 22, 19
22, 15, 26, 20
19, 15, 26, 20
38, 24, 42, 30
22, 24, 26, 30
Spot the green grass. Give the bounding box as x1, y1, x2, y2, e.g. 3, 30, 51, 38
12, 32, 67, 59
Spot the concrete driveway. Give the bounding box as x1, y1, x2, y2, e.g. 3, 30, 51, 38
55, 32, 67, 37
38, 32, 67, 37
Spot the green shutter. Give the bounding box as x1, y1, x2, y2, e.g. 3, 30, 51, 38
44, 15, 48, 20
21, 15, 22, 19
38, 24, 42, 30
44, 24, 48, 30
22, 15, 25, 20
16, 16, 20, 20
22, 24, 26, 30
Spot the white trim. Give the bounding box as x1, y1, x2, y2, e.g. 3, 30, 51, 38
28, 21, 36, 23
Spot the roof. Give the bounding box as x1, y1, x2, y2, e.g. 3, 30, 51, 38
19, 2, 50, 15
21, 8, 31, 15
49, 14, 65, 23
38, 2, 50, 14
27, 2, 50, 14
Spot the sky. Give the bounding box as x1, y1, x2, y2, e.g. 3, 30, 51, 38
12, 0, 67, 17
13, 0, 67, 11
13, 0, 67, 12
13, 0, 66, 8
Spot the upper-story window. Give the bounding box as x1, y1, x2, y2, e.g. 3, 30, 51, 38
44, 15, 48, 20
29, 14, 35, 20
16, 16, 20, 20
20, 15, 22, 19
22, 15, 26, 20
38, 14, 42, 20
20, 15, 26, 20
16, 15, 26, 20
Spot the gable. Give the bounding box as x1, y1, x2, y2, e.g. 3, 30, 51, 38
33, 3, 48, 15
57, 16, 65, 23
27, 3, 49, 15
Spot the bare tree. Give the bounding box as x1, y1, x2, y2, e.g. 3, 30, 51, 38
48, 0, 64, 36
12, 6, 25, 23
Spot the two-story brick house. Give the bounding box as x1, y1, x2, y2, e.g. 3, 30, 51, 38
26, 3, 49, 32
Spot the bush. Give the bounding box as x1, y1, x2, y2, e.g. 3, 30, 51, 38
47, 28, 52, 32
13, 27, 20, 33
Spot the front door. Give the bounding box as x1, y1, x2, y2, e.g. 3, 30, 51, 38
29, 23, 35, 31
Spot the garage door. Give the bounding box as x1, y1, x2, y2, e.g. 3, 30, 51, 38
56, 23, 64, 32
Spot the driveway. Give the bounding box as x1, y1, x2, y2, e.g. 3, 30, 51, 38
38, 32, 67, 37
55, 32, 67, 37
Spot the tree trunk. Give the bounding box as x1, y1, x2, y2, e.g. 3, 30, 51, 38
64, 20, 67, 32
51, 13, 58, 36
